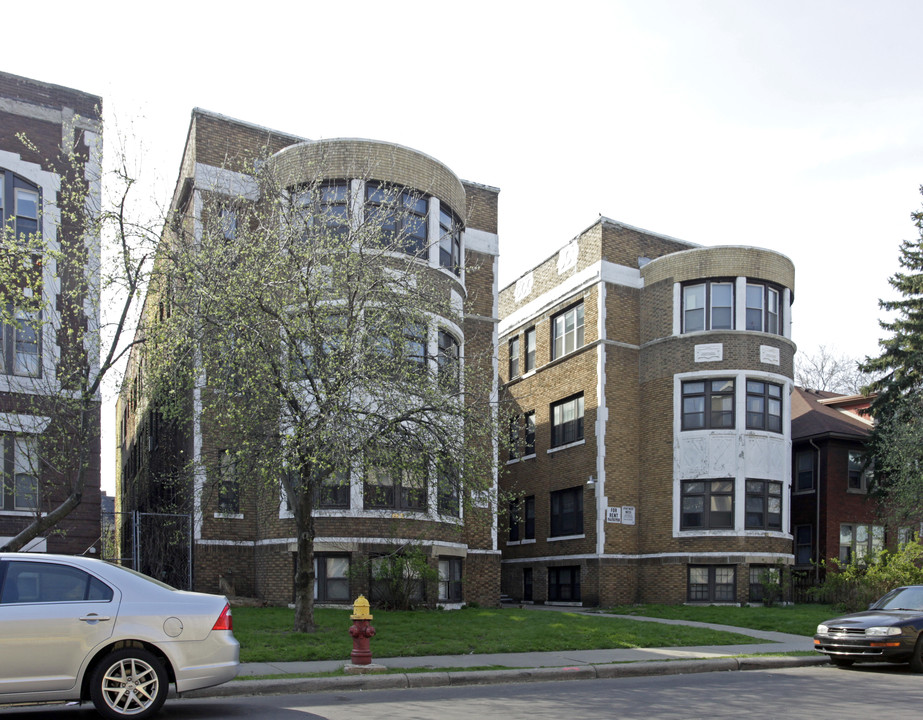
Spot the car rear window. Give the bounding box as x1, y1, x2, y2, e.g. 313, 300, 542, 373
104, 563, 177, 591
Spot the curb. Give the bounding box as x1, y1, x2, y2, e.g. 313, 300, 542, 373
183, 655, 831, 699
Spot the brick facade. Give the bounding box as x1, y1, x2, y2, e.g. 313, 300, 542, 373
118, 110, 501, 607
0, 72, 102, 554
500, 218, 796, 605
789, 389, 889, 593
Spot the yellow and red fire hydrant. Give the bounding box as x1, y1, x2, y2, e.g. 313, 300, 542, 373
348, 595, 376, 665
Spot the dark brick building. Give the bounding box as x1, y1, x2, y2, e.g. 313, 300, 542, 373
0, 71, 102, 553
790, 388, 892, 591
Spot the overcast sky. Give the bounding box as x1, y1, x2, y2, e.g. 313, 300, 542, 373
5, 0, 922, 492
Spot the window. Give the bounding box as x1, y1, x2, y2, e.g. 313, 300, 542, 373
839, 523, 884, 563
2, 435, 40, 513
548, 566, 581, 602
365, 182, 427, 255
437, 456, 460, 517
0, 561, 113, 604
369, 317, 427, 374
551, 394, 584, 448
218, 205, 237, 240
748, 565, 779, 603
848, 451, 871, 492
524, 411, 536, 456
508, 495, 535, 542
898, 527, 915, 547
314, 554, 350, 602
508, 415, 520, 461
438, 557, 463, 602
364, 458, 427, 511
314, 470, 350, 509
438, 205, 461, 275
508, 336, 520, 380
550, 487, 583, 537
688, 565, 736, 602
745, 479, 782, 530
681, 479, 733, 529
681, 379, 734, 430
552, 303, 584, 359
405, 324, 427, 370
746, 283, 781, 334
0, 308, 42, 378
292, 181, 349, 239
2, 171, 40, 243
15, 188, 39, 242
682, 281, 733, 332
522, 567, 533, 601
317, 182, 349, 235
795, 450, 815, 491
745, 380, 782, 432
509, 412, 536, 460
795, 525, 813, 565
437, 330, 460, 390
217, 450, 239, 515
524, 327, 536, 372
508, 500, 519, 541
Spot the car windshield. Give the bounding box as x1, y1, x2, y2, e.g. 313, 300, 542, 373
872, 587, 923, 611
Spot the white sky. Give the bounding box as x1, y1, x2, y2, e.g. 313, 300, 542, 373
5, 0, 923, 493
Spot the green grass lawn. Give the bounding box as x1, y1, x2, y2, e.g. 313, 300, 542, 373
604, 603, 837, 638
233, 605, 775, 663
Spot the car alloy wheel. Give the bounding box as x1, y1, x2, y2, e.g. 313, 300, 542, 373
90, 648, 168, 719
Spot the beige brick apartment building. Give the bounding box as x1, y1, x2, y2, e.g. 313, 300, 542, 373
499, 219, 795, 605
117, 109, 500, 606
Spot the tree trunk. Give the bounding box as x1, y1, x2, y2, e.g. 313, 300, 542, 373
292, 474, 316, 633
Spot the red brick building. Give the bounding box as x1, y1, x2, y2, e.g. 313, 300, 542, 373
790, 388, 887, 589
0, 72, 102, 554
500, 219, 796, 605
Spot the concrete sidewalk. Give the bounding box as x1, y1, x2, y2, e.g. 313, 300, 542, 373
183, 611, 826, 698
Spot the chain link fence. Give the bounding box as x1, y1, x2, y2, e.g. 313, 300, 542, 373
104, 511, 192, 590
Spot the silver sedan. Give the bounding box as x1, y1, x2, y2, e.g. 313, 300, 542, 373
0, 552, 239, 719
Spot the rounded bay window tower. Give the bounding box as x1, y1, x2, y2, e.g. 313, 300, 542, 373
253, 137, 500, 608
129, 111, 501, 607
639, 246, 796, 603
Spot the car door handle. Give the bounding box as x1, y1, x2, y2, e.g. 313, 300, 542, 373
79, 613, 111, 622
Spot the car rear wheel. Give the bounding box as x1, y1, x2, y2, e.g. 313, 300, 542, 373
90, 648, 169, 720
831, 657, 854, 667
910, 636, 923, 673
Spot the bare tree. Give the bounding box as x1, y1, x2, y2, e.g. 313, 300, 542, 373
795, 344, 875, 395
0, 124, 158, 552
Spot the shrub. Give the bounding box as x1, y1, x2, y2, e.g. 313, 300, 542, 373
758, 561, 789, 606
350, 546, 438, 610
813, 539, 923, 612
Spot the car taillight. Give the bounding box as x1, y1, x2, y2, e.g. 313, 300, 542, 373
212, 603, 233, 631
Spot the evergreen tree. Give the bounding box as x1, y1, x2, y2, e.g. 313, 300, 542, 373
861, 187, 923, 518
863, 188, 923, 419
